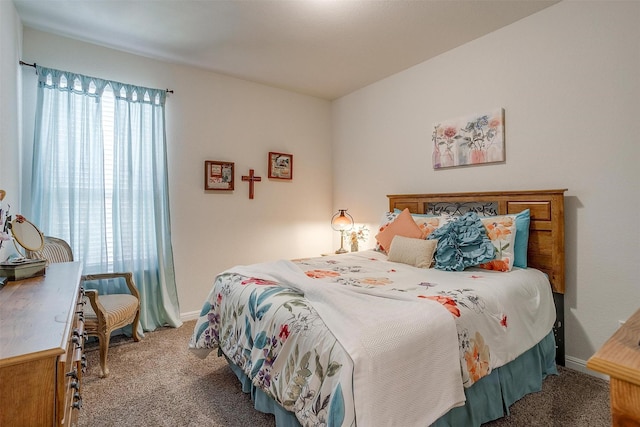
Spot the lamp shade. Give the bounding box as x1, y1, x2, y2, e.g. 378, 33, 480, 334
331, 209, 354, 231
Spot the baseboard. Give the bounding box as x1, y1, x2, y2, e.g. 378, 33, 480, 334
565, 355, 609, 381
180, 310, 201, 322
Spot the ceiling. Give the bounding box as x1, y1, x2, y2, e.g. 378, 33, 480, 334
13, 0, 559, 100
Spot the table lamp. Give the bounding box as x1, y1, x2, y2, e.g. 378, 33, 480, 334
331, 209, 354, 254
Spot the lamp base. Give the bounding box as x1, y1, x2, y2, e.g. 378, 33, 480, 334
335, 230, 349, 254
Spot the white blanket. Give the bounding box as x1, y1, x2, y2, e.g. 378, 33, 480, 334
228, 259, 466, 427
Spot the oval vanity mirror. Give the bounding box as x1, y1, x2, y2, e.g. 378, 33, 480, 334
11, 218, 44, 253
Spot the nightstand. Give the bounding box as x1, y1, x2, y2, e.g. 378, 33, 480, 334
587, 308, 640, 426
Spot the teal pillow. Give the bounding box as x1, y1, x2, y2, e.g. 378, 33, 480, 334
513, 209, 530, 268
427, 212, 495, 271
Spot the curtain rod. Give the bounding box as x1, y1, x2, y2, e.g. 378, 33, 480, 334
19, 60, 174, 93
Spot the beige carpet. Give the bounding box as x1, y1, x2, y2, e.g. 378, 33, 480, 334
79, 321, 610, 427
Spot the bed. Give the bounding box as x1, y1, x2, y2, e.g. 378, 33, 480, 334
189, 189, 566, 426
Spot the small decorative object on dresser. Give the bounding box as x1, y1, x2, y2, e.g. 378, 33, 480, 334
0, 216, 47, 280
0, 189, 12, 252
268, 151, 293, 180
204, 160, 234, 191
0, 258, 47, 281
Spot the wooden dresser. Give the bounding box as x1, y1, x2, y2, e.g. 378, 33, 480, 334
587, 308, 640, 427
0, 262, 84, 426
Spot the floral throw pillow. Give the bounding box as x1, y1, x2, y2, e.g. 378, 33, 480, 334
391, 209, 442, 239
478, 215, 518, 272
414, 216, 441, 239
374, 212, 400, 252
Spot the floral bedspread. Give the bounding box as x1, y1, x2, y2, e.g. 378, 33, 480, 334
189, 250, 555, 426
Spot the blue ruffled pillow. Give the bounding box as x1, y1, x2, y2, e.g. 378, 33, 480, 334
427, 212, 495, 271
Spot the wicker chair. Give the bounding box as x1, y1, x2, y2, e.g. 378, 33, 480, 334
28, 236, 141, 378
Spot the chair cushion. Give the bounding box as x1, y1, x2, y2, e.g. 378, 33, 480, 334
84, 294, 139, 332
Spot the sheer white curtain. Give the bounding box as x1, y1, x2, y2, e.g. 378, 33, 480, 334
30, 65, 181, 331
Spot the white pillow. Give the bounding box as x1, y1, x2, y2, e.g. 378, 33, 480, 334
387, 235, 438, 269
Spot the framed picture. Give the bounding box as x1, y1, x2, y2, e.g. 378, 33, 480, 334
432, 108, 505, 169
268, 152, 293, 180
204, 160, 234, 190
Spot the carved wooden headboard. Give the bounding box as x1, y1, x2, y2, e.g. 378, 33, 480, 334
388, 189, 567, 294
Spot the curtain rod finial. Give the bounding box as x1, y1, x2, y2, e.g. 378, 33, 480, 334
19, 60, 36, 68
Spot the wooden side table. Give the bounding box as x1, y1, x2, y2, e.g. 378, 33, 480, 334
587, 308, 640, 426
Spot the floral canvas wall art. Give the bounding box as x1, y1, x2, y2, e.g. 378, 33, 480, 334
432, 108, 505, 169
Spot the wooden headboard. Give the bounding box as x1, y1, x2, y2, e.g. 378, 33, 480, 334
388, 189, 567, 294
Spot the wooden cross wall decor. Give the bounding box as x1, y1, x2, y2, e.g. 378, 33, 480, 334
241, 169, 262, 199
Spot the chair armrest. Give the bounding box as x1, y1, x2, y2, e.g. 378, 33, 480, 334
84, 288, 107, 319
81, 272, 140, 300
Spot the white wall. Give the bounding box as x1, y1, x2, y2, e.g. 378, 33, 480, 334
21, 29, 333, 317
0, 1, 22, 261
332, 1, 640, 370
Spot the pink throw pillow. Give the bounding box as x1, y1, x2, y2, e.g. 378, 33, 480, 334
375, 208, 423, 253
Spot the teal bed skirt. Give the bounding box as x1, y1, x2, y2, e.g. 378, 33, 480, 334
225, 330, 558, 427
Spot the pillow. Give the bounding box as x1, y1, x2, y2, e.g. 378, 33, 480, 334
413, 216, 440, 239
376, 209, 436, 251
427, 212, 495, 271
387, 235, 438, 268
513, 209, 530, 268
375, 208, 423, 253
392, 208, 443, 239
478, 213, 519, 272
393, 209, 433, 217
374, 211, 400, 252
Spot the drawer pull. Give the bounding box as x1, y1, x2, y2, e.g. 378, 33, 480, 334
66, 368, 78, 380
72, 393, 82, 410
